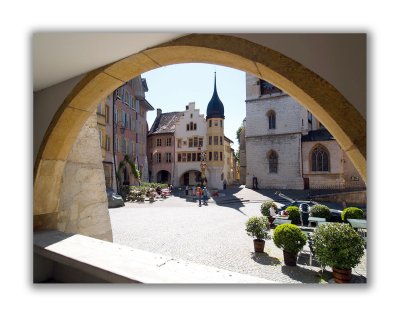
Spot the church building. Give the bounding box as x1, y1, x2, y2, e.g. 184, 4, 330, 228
241, 73, 365, 190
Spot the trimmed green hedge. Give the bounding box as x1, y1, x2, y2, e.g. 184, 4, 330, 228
273, 223, 307, 254
309, 204, 331, 220
286, 206, 301, 224
341, 207, 364, 222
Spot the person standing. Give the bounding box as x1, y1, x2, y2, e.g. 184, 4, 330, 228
196, 185, 203, 207
202, 187, 209, 206
185, 185, 189, 196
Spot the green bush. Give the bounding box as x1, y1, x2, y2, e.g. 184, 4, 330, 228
272, 224, 307, 254
341, 207, 364, 222
260, 201, 278, 217
286, 206, 301, 224
309, 204, 331, 220
312, 223, 365, 269
245, 216, 271, 240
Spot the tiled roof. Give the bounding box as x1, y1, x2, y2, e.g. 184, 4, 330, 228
148, 112, 182, 135
301, 129, 335, 142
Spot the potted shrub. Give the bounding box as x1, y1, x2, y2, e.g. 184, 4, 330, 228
285, 206, 301, 225
309, 204, 331, 221
341, 207, 365, 222
245, 216, 271, 253
312, 223, 365, 283
260, 201, 278, 224
273, 224, 307, 266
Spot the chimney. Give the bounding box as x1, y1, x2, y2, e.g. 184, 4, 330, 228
157, 108, 162, 117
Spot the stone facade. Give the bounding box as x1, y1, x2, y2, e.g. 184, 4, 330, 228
148, 132, 175, 184
243, 73, 366, 190
148, 103, 237, 190
58, 112, 112, 241
97, 76, 153, 191
174, 102, 208, 186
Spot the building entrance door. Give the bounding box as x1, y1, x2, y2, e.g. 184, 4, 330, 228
304, 177, 310, 190
183, 172, 189, 185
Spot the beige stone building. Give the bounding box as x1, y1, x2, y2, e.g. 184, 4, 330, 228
147, 76, 237, 189
242, 74, 365, 190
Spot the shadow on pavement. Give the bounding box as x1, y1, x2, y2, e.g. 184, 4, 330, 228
281, 265, 322, 283
212, 186, 248, 215
251, 252, 281, 266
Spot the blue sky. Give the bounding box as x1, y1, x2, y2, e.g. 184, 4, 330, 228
142, 63, 246, 151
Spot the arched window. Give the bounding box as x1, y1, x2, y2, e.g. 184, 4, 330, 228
267, 110, 276, 129
268, 150, 278, 173
311, 145, 330, 172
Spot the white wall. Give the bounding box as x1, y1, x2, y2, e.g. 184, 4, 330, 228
174, 102, 207, 185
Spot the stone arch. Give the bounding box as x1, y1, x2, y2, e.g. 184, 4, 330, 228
34, 34, 366, 233
156, 170, 172, 184
179, 169, 202, 186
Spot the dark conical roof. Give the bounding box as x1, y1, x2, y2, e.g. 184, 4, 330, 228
206, 73, 225, 120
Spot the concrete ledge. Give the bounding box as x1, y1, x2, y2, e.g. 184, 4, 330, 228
34, 230, 275, 284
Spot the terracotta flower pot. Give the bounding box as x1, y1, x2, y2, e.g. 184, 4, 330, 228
332, 267, 352, 283
283, 250, 297, 266
253, 239, 265, 253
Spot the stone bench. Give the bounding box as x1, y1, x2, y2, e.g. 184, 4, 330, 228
34, 230, 275, 284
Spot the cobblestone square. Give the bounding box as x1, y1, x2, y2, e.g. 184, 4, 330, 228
109, 187, 367, 284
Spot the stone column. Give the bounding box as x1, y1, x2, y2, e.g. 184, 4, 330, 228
57, 112, 113, 242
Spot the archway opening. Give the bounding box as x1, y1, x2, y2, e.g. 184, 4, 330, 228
180, 170, 202, 186
34, 34, 366, 238
156, 170, 171, 184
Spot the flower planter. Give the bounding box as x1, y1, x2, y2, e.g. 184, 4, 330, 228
253, 239, 265, 253
283, 250, 297, 266
332, 267, 352, 283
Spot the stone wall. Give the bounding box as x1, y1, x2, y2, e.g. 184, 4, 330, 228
313, 190, 367, 206
57, 112, 113, 242
245, 134, 304, 189
239, 127, 246, 185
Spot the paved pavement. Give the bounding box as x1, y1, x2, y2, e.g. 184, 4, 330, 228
109, 186, 367, 284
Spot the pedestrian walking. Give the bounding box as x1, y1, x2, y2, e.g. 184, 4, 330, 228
185, 185, 189, 196
196, 185, 203, 207
202, 187, 209, 206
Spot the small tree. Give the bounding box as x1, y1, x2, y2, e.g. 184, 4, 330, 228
260, 201, 278, 217
312, 223, 365, 270
245, 216, 271, 241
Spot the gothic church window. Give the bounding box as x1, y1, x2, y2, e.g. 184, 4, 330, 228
311, 145, 330, 172
267, 110, 276, 129
268, 150, 278, 173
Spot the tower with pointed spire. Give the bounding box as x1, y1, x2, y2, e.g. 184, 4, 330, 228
206, 73, 225, 190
